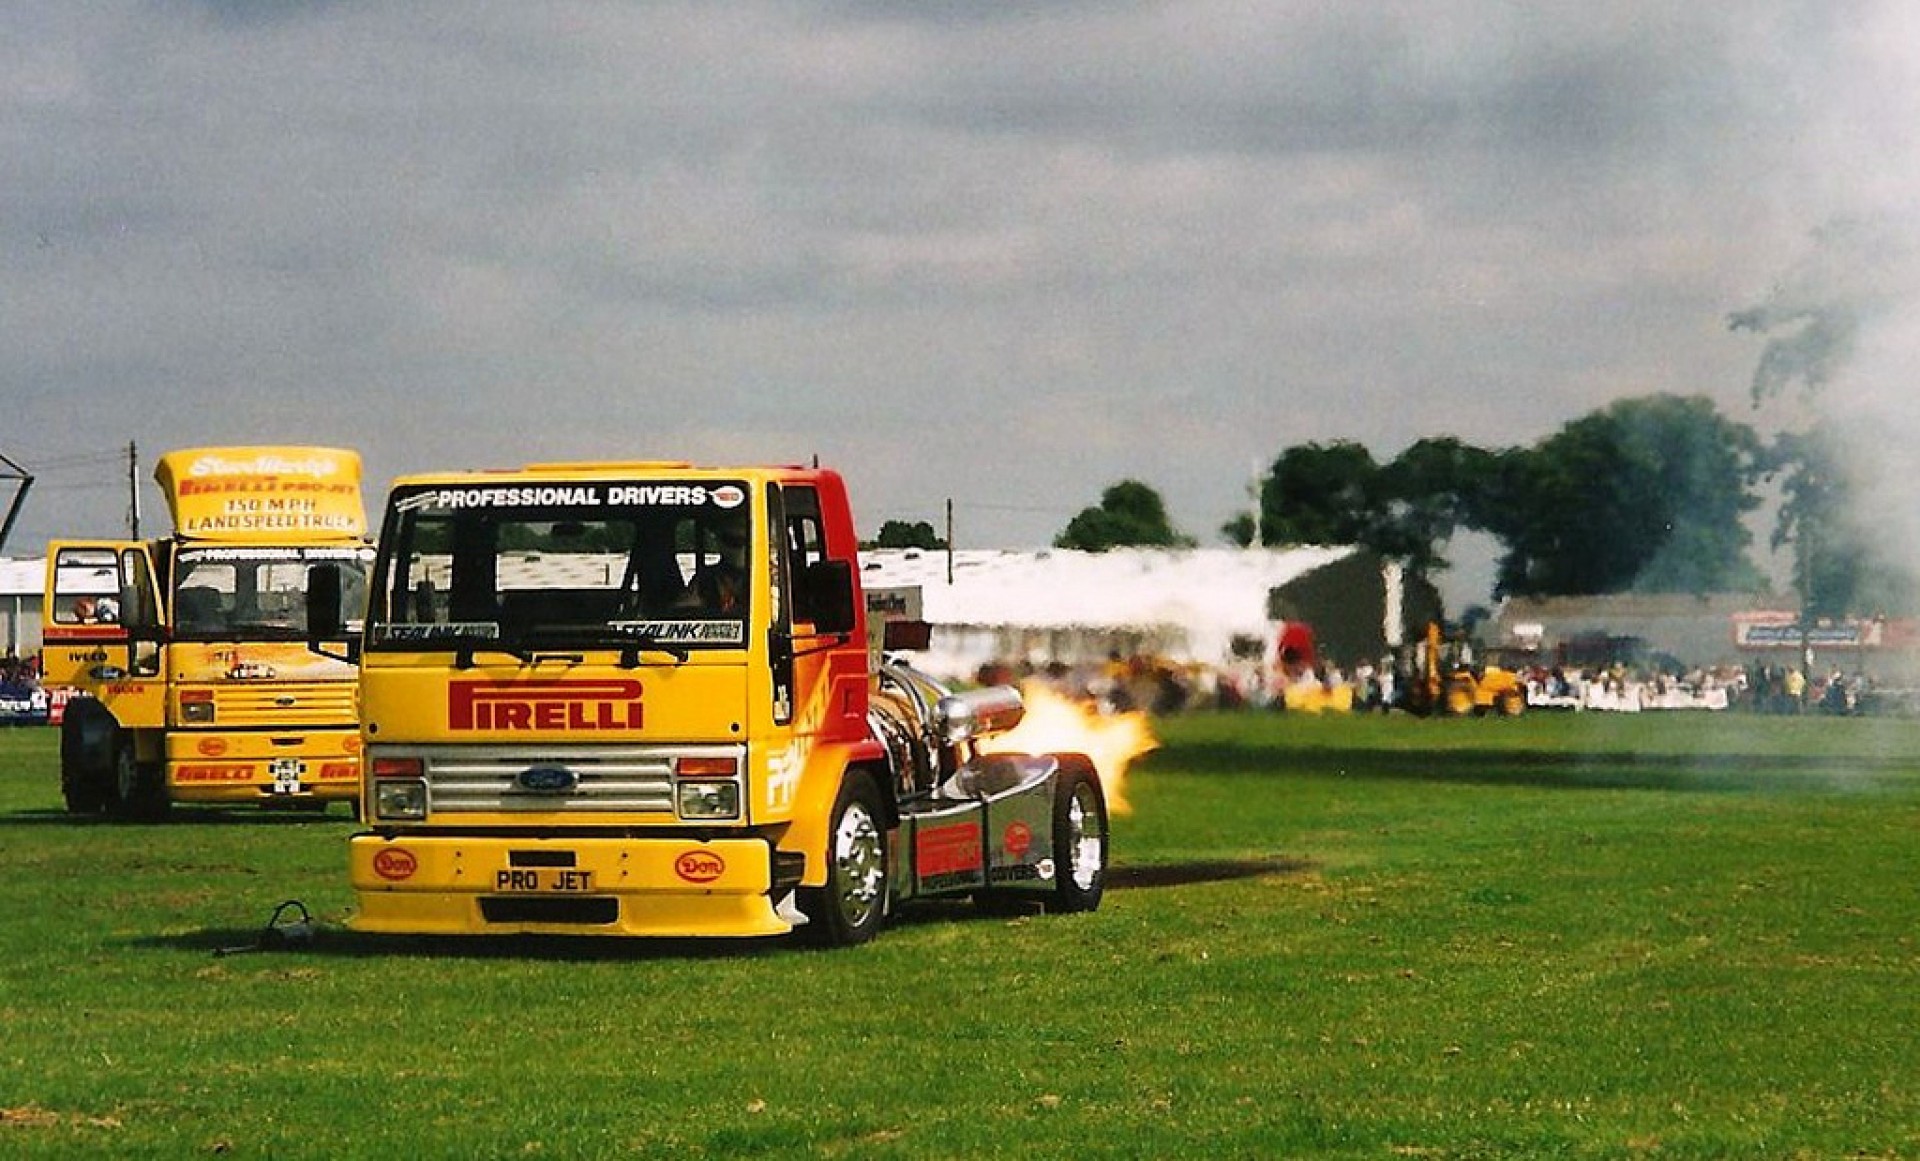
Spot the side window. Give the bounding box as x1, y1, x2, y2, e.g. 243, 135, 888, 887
51, 548, 122, 625
783, 486, 827, 624
765, 485, 787, 630
121, 548, 158, 628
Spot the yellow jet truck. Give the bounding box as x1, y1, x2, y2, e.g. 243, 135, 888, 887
309, 461, 1109, 945
45, 446, 373, 819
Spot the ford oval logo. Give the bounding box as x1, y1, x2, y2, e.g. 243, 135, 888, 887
516, 765, 578, 794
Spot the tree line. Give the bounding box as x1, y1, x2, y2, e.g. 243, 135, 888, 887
1039, 391, 1908, 617
873, 225, 1912, 618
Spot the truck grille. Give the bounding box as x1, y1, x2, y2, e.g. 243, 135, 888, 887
405, 744, 737, 815
210, 683, 357, 727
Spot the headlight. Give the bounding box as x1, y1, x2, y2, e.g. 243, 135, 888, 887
676, 780, 739, 820
180, 692, 215, 723
375, 780, 427, 821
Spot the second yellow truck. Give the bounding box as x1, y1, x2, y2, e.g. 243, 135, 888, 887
46, 446, 373, 818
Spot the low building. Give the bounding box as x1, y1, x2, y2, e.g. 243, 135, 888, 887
857, 546, 1439, 684
0, 557, 43, 659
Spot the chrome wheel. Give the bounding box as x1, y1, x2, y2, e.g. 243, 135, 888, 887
1064, 781, 1104, 892
1050, 761, 1107, 913
802, 772, 889, 946
831, 800, 886, 929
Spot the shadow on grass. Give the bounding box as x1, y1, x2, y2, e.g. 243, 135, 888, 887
1152, 742, 1914, 795
1107, 854, 1311, 889
0, 806, 356, 828
128, 856, 1306, 963
130, 923, 793, 962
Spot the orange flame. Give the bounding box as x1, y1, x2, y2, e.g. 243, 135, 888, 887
981, 681, 1158, 816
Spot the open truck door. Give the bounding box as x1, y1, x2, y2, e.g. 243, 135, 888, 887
43, 541, 168, 815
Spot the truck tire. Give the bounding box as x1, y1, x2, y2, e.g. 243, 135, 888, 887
111, 739, 170, 822
800, 771, 888, 946
1050, 758, 1107, 914
59, 700, 117, 815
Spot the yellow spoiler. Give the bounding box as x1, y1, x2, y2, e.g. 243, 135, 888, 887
154, 446, 367, 542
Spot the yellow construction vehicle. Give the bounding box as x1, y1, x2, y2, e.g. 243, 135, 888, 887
1403, 621, 1526, 717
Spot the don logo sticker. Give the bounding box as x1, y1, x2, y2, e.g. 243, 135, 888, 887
372, 848, 418, 881
675, 850, 726, 883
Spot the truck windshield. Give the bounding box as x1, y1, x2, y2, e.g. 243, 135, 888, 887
174, 545, 373, 641
367, 480, 753, 652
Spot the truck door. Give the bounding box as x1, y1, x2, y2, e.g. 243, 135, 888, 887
43, 541, 167, 728
769, 484, 863, 738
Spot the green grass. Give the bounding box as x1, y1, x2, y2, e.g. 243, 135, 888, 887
2, 712, 1918, 1158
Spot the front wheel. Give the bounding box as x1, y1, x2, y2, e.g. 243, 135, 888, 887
1050, 758, 1108, 913
59, 701, 117, 815
111, 740, 170, 822
800, 771, 889, 946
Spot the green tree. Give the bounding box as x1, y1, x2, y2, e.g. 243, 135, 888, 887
1235, 440, 1382, 547
1055, 480, 1194, 552
866, 519, 946, 550
1375, 437, 1502, 572
1482, 395, 1764, 597
1730, 221, 1917, 616
1223, 437, 1496, 577
1757, 426, 1910, 617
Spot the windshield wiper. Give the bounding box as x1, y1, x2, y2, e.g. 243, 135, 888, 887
618, 639, 691, 668
453, 644, 537, 670
533, 624, 692, 667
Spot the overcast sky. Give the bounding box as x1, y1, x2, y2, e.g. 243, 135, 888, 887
7, 2, 1918, 602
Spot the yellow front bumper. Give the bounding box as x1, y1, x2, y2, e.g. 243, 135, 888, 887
347, 834, 789, 938
165, 730, 360, 804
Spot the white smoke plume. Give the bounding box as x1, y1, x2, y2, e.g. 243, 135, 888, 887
1733, 216, 1920, 607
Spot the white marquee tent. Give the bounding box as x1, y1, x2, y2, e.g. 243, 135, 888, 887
857, 546, 1378, 681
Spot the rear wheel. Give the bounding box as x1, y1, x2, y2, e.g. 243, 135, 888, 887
800, 771, 889, 946
1051, 759, 1108, 913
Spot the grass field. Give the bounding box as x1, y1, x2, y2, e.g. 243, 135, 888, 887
2, 711, 1917, 1158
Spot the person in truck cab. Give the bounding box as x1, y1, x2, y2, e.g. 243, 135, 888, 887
684, 517, 748, 614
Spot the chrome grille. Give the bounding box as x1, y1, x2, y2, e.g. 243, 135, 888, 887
404, 744, 740, 815
209, 683, 357, 726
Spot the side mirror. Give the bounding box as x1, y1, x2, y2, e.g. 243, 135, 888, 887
307, 563, 345, 641
801, 559, 856, 636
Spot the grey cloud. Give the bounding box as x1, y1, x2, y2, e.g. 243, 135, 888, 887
1, 1, 1914, 588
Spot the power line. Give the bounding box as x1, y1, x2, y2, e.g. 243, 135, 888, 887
13, 446, 127, 473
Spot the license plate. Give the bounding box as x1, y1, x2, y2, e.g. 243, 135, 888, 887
494, 868, 595, 893
270, 758, 303, 794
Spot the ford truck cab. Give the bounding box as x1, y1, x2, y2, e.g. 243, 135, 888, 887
46, 446, 371, 818
325, 461, 1108, 944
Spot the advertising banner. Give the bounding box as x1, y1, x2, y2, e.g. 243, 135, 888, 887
154, 447, 366, 542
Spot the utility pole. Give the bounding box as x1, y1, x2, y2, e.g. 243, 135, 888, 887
945, 498, 954, 585
127, 440, 141, 539
1250, 458, 1263, 548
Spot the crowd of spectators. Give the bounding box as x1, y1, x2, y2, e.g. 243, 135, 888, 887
970, 650, 1888, 717
0, 652, 49, 725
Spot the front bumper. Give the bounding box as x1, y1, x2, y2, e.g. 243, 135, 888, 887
347, 834, 789, 938
165, 730, 360, 804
